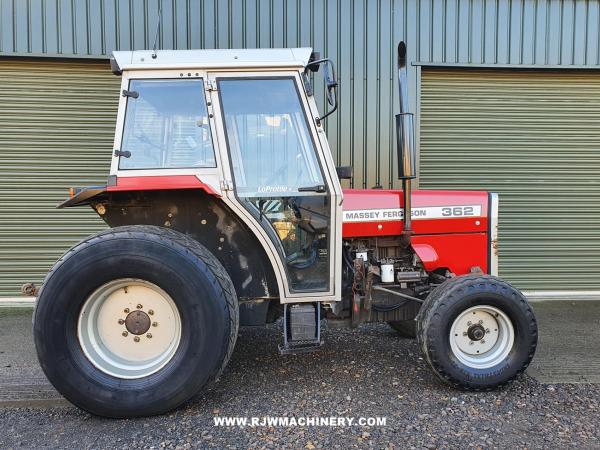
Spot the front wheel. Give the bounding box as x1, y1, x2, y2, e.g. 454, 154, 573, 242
34, 226, 239, 417
417, 275, 537, 390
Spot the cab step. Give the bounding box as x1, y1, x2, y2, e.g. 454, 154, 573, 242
278, 303, 323, 355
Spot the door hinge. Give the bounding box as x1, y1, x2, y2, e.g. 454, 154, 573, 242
220, 180, 234, 191
114, 149, 131, 158
122, 89, 139, 98
205, 79, 218, 91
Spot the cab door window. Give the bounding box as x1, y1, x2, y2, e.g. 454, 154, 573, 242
119, 79, 216, 170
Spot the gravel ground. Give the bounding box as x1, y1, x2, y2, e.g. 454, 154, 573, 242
1, 321, 599, 449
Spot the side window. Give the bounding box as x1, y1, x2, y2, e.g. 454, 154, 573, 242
218, 78, 324, 196
119, 79, 216, 170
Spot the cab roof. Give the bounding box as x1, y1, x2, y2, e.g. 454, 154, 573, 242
111, 47, 314, 73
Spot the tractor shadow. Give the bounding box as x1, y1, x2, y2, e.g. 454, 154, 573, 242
189, 321, 448, 415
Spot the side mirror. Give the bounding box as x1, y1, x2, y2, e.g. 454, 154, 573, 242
396, 113, 416, 179
305, 58, 338, 125
323, 60, 337, 107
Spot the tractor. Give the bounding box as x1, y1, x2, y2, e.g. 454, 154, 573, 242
33, 42, 537, 418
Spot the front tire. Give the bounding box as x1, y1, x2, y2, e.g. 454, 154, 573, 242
417, 275, 537, 390
34, 225, 239, 417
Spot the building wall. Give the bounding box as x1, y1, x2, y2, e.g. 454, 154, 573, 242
2, 0, 598, 190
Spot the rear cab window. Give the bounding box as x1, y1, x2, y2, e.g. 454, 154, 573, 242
119, 79, 216, 170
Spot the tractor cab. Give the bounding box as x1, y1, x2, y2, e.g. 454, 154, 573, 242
106, 48, 344, 304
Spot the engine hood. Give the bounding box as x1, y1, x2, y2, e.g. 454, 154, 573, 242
342, 189, 490, 238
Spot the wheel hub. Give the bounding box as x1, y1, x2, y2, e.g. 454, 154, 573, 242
125, 310, 151, 335
77, 279, 182, 379
467, 323, 486, 341
449, 305, 515, 369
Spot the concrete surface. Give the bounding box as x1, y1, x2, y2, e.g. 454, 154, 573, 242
528, 301, 600, 383
0, 308, 67, 407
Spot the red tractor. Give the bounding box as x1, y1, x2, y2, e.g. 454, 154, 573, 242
33, 42, 537, 418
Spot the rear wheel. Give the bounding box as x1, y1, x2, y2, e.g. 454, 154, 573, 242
387, 320, 417, 338
417, 275, 537, 390
34, 225, 238, 417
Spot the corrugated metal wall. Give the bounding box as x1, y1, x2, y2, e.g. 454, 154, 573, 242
0, 59, 118, 296
420, 68, 600, 291
2, 0, 599, 190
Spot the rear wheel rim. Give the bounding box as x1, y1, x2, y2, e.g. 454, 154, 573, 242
449, 305, 514, 369
77, 279, 182, 379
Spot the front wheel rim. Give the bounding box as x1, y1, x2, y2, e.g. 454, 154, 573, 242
449, 305, 515, 369
77, 279, 182, 379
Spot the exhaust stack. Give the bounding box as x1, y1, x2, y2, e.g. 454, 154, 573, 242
395, 41, 417, 240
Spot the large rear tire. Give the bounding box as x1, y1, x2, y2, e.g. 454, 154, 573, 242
34, 225, 238, 418
417, 275, 537, 390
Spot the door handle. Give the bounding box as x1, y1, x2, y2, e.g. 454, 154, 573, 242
298, 185, 326, 193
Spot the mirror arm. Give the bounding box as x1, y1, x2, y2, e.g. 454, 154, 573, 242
315, 101, 337, 127
306, 57, 329, 72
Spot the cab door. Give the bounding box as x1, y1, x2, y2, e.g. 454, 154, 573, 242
207, 72, 342, 302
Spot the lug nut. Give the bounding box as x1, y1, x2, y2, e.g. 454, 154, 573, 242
485, 328, 490, 333
152, 322, 158, 327
481, 339, 486, 344
462, 332, 467, 336
469, 341, 474, 345
124, 308, 130, 313
479, 320, 484, 325
148, 310, 154, 315
134, 336, 140, 342
118, 319, 125, 325
467, 321, 472, 326
122, 331, 128, 337
137, 304, 143, 309
147, 333, 152, 339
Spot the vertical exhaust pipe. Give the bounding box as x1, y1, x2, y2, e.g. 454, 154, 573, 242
395, 41, 417, 241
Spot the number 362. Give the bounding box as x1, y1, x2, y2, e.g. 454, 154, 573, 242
441, 206, 475, 217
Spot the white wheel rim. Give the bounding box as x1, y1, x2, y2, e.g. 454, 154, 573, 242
449, 305, 514, 369
77, 279, 182, 379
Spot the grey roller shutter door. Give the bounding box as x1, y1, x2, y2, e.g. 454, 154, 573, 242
419, 68, 600, 291
0, 59, 118, 297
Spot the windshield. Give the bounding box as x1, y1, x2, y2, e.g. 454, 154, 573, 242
119, 78, 216, 170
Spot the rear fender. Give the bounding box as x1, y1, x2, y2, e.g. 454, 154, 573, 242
86, 189, 280, 303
